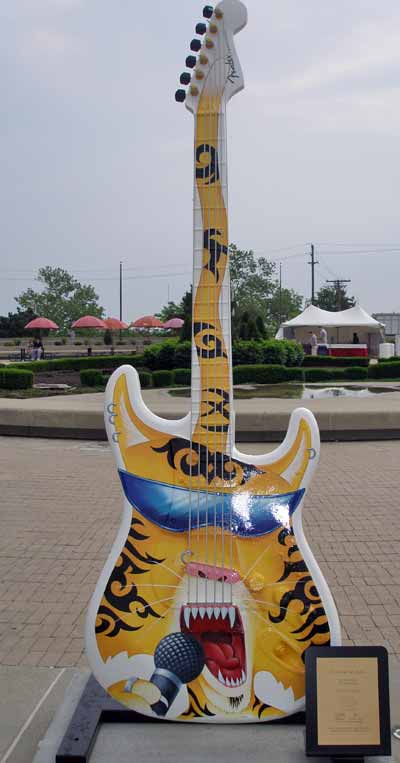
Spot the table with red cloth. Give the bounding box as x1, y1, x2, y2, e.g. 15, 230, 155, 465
328, 344, 368, 357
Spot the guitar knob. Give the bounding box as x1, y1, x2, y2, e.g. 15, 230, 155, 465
196, 23, 207, 35
175, 89, 186, 103
186, 55, 197, 69
180, 72, 191, 86
203, 5, 214, 18
190, 39, 202, 52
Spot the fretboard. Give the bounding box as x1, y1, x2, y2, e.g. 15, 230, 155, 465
191, 95, 233, 454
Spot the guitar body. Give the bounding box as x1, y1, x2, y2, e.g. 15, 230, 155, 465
86, 0, 341, 723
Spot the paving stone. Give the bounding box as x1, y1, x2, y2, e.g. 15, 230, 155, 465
0, 436, 399, 668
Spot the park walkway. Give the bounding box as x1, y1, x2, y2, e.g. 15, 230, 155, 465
0, 436, 400, 668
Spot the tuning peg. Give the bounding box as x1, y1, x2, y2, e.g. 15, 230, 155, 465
196, 23, 207, 35
190, 39, 202, 52
175, 89, 186, 103
180, 72, 191, 86
203, 5, 213, 18
186, 55, 197, 68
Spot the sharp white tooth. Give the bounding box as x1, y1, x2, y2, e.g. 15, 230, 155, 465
184, 607, 191, 629
241, 670, 246, 683
225, 677, 231, 687
221, 607, 228, 620
214, 606, 220, 619
192, 606, 198, 618
207, 607, 213, 619
199, 607, 206, 619
235, 678, 240, 687
218, 670, 225, 685
228, 606, 236, 629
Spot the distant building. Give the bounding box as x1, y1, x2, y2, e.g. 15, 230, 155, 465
373, 313, 400, 337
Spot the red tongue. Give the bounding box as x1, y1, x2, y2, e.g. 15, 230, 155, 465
205, 642, 240, 669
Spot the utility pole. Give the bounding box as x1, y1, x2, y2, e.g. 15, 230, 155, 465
119, 262, 123, 322
326, 279, 351, 311
308, 244, 319, 305
278, 262, 282, 325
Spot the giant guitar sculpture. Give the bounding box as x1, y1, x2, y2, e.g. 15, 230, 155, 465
86, 0, 341, 722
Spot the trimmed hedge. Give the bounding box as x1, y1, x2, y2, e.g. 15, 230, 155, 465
153, 370, 173, 387
173, 368, 191, 386
10, 354, 145, 374
138, 371, 152, 388
368, 362, 400, 379
304, 368, 345, 382
0, 368, 33, 389
233, 364, 304, 384
142, 338, 304, 371
80, 369, 103, 386
302, 355, 370, 368
343, 366, 368, 380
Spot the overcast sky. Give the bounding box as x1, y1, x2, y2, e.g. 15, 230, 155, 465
1, 0, 400, 320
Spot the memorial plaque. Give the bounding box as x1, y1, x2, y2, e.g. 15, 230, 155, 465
306, 646, 391, 759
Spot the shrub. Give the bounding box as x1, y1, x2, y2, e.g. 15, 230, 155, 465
80, 369, 103, 387
157, 339, 179, 370
0, 368, 33, 389
304, 368, 345, 382
343, 366, 368, 380
302, 355, 369, 368
173, 368, 191, 385
153, 370, 173, 387
173, 341, 191, 369
368, 362, 400, 379
285, 340, 305, 367
142, 343, 162, 371
260, 339, 288, 366
138, 370, 152, 388
233, 364, 303, 384
74, 341, 83, 346
232, 340, 263, 366
10, 354, 145, 374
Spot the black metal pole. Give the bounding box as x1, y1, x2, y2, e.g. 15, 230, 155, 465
119, 261, 123, 341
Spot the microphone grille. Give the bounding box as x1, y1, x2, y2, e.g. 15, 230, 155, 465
154, 632, 205, 684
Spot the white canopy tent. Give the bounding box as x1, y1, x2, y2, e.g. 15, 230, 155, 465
276, 304, 384, 353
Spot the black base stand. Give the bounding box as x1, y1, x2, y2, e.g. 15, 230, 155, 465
56, 675, 158, 762
56, 674, 306, 762
331, 759, 365, 763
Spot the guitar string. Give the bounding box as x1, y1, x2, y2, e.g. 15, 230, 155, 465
214, 37, 225, 602
204, 51, 211, 608
212, 48, 219, 607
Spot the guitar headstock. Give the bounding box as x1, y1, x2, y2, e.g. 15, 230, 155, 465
175, 1, 247, 113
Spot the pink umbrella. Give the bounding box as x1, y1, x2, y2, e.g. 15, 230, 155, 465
163, 317, 184, 329
71, 315, 107, 329
25, 317, 59, 330
131, 315, 164, 328
104, 317, 129, 330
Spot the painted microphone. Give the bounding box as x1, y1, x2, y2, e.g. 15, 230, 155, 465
150, 632, 205, 717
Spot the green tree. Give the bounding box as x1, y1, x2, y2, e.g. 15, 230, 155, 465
179, 289, 193, 341
16, 267, 104, 332
269, 287, 303, 326
315, 284, 355, 312
157, 300, 185, 323
0, 307, 36, 338
230, 245, 303, 333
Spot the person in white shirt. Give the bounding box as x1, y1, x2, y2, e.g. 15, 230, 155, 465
310, 332, 318, 356
319, 327, 328, 344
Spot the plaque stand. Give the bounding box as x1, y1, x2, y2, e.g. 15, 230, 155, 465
56, 674, 306, 762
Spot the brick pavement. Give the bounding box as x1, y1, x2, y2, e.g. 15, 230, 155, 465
0, 437, 399, 669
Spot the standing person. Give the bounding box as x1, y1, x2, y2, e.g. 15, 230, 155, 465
319, 327, 328, 345
310, 331, 318, 356
37, 339, 44, 359
352, 332, 359, 344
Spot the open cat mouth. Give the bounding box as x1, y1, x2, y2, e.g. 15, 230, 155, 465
180, 605, 246, 688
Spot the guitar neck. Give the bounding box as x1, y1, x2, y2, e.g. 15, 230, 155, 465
191, 96, 233, 453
